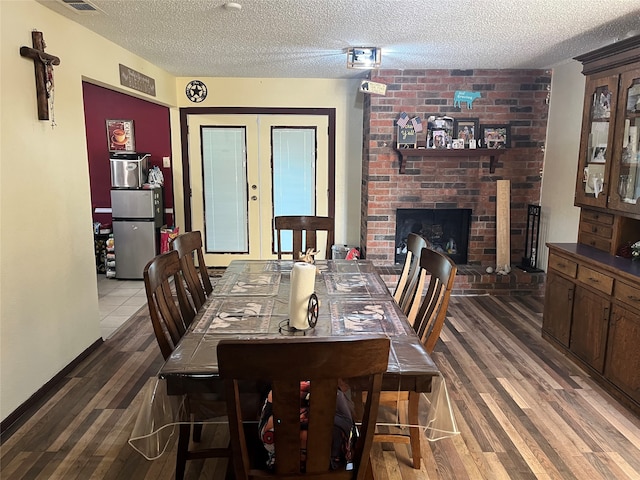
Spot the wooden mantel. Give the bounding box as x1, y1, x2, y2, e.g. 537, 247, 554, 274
395, 148, 507, 174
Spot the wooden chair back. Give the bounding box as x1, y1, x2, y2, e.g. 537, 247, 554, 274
274, 216, 335, 260
413, 247, 457, 353
171, 231, 213, 311
393, 233, 428, 317
218, 336, 390, 480
143, 250, 196, 360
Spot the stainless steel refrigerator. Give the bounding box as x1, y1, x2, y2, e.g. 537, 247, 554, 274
111, 189, 163, 279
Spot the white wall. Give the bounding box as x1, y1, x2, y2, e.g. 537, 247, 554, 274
538, 61, 584, 270
0, 0, 176, 421
172, 77, 364, 246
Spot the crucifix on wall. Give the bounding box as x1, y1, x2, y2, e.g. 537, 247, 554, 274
20, 30, 61, 124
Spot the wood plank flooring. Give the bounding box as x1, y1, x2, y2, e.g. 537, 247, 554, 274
2, 295, 640, 479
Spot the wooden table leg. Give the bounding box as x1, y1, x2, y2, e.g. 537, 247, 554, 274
408, 391, 421, 469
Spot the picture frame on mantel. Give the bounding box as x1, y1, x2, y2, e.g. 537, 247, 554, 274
106, 119, 135, 152
396, 124, 417, 149
480, 124, 510, 149
454, 118, 479, 147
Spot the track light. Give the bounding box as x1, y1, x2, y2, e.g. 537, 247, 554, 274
347, 47, 381, 69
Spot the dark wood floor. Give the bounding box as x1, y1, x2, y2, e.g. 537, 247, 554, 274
2, 295, 640, 479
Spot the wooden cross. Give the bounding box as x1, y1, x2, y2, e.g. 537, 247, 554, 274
20, 31, 61, 121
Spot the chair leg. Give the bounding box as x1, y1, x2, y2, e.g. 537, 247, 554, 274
364, 456, 375, 480
408, 391, 421, 469
176, 423, 190, 480
192, 422, 203, 442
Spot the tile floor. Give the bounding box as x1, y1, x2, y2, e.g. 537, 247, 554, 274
97, 274, 147, 339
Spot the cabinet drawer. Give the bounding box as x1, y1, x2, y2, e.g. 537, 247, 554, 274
614, 281, 640, 311
581, 210, 614, 225
579, 221, 613, 239
548, 253, 577, 278
577, 265, 614, 295
578, 231, 612, 252
578, 232, 612, 252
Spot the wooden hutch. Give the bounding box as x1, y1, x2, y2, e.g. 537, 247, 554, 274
543, 36, 640, 413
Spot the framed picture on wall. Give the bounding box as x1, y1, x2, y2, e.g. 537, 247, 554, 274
106, 119, 135, 152
453, 118, 479, 147
480, 124, 510, 149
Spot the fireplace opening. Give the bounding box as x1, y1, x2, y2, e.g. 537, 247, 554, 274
395, 208, 472, 265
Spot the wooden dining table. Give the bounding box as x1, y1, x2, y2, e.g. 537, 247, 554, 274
159, 259, 441, 396
130, 259, 457, 465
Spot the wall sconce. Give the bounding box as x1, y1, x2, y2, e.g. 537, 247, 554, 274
347, 47, 381, 69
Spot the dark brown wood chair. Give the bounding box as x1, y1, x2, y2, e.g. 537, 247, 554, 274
143, 250, 228, 480
143, 250, 195, 359
413, 247, 457, 354
170, 230, 213, 311
274, 215, 335, 260
393, 233, 428, 324
218, 335, 390, 480
375, 246, 457, 469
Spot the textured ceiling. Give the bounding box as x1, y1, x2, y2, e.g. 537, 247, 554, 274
37, 0, 640, 79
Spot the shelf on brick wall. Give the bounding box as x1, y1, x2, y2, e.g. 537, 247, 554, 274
395, 148, 507, 174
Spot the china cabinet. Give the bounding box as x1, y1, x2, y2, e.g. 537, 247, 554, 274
575, 36, 640, 220
542, 36, 640, 415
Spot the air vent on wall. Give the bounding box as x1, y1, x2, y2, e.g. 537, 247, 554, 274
58, 0, 102, 14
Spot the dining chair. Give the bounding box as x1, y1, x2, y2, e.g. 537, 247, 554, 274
217, 335, 390, 480
393, 233, 428, 324
274, 215, 335, 260
170, 230, 213, 311
143, 250, 229, 480
143, 250, 196, 359
375, 246, 457, 469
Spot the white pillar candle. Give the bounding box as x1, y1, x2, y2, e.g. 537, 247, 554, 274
289, 262, 316, 330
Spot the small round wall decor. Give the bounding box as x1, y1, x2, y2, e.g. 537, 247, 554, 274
185, 80, 207, 103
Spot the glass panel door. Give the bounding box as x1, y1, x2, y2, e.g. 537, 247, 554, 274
576, 75, 617, 209
201, 127, 248, 252
272, 127, 317, 252
188, 114, 329, 266
610, 68, 640, 213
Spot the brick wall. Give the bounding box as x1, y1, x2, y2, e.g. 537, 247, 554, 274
361, 69, 551, 269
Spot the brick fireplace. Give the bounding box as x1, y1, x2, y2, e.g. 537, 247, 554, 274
360, 69, 550, 295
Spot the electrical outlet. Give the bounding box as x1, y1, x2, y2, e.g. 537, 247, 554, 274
163, 156, 170, 168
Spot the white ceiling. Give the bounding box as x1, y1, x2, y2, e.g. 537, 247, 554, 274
37, 0, 640, 79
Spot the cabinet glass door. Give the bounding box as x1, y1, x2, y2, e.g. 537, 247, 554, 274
576, 76, 617, 208
609, 68, 640, 213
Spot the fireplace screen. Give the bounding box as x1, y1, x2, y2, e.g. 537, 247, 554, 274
395, 209, 471, 265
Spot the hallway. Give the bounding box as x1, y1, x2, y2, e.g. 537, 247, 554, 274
97, 274, 146, 339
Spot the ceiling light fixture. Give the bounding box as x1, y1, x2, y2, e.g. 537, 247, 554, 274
347, 47, 381, 69
223, 2, 242, 11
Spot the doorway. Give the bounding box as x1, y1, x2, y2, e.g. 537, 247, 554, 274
181, 108, 336, 266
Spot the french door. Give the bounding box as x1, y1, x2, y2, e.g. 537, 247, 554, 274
187, 114, 329, 266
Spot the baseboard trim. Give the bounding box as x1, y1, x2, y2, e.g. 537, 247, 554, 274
0, 337, 104, 442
